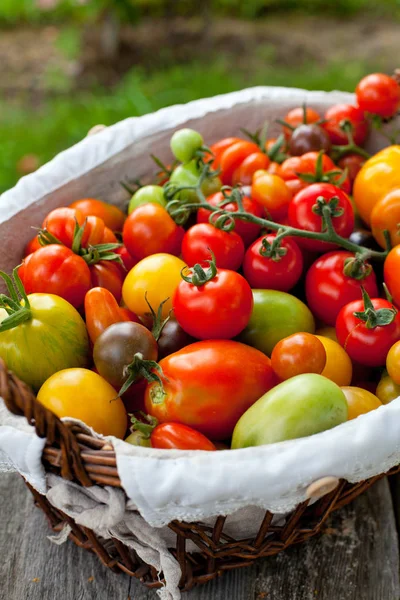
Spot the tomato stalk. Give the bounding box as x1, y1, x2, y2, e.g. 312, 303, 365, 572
296, 150, 348, 186
331, 121, 371, 161
0, 267, 32, 332
181, 252, 218, 286
118, 352, 164, 397
130, 413, 158, 438
144, 293, 171, 341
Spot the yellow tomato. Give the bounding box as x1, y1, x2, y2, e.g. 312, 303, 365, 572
353, 145, 400, 226
341, 386, 382, 420
37, 368, 127, 438
315, 326, 338, 343
371, 189, 400, 248
122, 253, 186, 319
316, 335, 352, 386
376, 374, 400, 405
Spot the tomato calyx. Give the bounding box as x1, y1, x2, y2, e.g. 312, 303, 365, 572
181, 251, 218, 286
0, 267, 32, 332
129, 412, 158, 439
296, 150, 346, 186
343, 256, 373, 280
353, 287, 397, 329
118, 352, 164, 397
259, 234, 288, 262
242, 125, 288, 163
144, 293, 171, 341
331, 120, 371, 161
311, 195, 344, 231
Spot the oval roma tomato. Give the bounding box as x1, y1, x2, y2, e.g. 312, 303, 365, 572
182, 223, 245, 271
315, 335, 352, 386
173, 261, 253, 340
371, 189, 400, 249
288, 183, 354, 252
340, 386, 382, 420
69, 198, 126, 231
232, 152, 270, 185
22, 245, 91, 309
197, 191, 263, 246
37, 368, 127, 438
271, 333, 326, 380
336, 294, 400, 366
305, 251, 378, 326
145, 340, 276, 439
219, 140, 260, 185
353, 145, 400, 226
90, 261, 124, 303
251, 172, 292, 220
281, 106, 321, 139
123, 254, 186, 320
384, 245, 400, 306
151, 422, 216, 451
356, 73, 400, 118
122, 203, 184, 260
376, 374, 400, 404
84, 287, 140, 344
322, 104, 368, 145
243, 234, 303, 292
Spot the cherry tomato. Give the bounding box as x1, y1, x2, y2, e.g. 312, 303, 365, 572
337, 154, 366, 184
232, 152, 270, 185
219, 140, 260, 185
128, 185, 166, 214
386, 340, 400, 385
315, 335, 352, 386
356, 73, 400, 118
197, 192, 263, 247
289, 124, 331, 156
271, 333, 326, 381
305, 251, 378, 326
322, 104, 368, 145
182, 223, 245, 271
376, 374, 400, 404
267, 161, 282, 176
384, 245, 400, 307
280, 152, 350, 193
336, 296, 400, 366
281, 107, 321, 139
288, 183, 354, 252
122, 254, 186, 320
69, 198, 126, 232
145, 340, 276, 439
341, 386, 382, 420
208, 137, 242, 169
170, 128, 204, 164
24, 235, 41, 256
371, 189, 400, 249
251, 172, 292, 220
151, 422, 216, 451
22, 245, 91, 308
90, 261, 124, 303
123, 203, 184, 260
243, 234, 303, 292
84, 287, 140, 344
42, 207, 85, 248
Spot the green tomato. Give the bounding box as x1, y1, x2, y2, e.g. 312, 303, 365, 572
128, 185, 166, 214
239, 290, 315, 356
170, 128, 204, 164
0, 293, 89, 391
169, 160, 221, 203
125, 430, 152, 447
232, 373, 348, 448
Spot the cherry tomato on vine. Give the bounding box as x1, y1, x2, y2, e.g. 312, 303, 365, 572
305, 251, 378, 326
281, 106, 321, 139
84, 287, 140, 344
288, 183, 354, 252
22, 245, 91, 309
341, 386, 382, 420
232, 152, 270, 185
371, 189, 400, 249
90, 261, 124, 303
69, 198, 126, 232
356, 73, 400, 118
322, 104, 368, 146
386, 340, 400, 385
384, 245, 400, 307
170, 128, 204, 164
315, 335, 352, 386
251, 172, 292, 220
243, 234, 303, 292
182, 223, 245, 271
271, 333, 326, 381
219, 140, 260, 185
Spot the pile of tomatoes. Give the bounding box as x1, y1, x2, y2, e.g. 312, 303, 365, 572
2, 71, 400, 452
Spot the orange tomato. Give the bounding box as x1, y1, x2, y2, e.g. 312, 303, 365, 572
371, 188, 400, 248
315, 335, 352, 386
69, 198, 126, 232
232, 152, 270, 185
251, 172, 292, 219
341, 386, 382, 420
271, 333, 326, 380
384, 245, 400, 306
386, 340, 400, 385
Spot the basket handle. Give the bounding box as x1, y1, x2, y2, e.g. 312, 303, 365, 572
0, 358, 92, 486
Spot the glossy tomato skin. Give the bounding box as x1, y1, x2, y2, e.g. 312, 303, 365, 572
208, 137, 242, 169
22, 245, 91, 309
84, 287, 140, 344
90, 261, 123, 303
288, 183, 354, 252
157, 318, 196, 360
70, 198, 126, 231
123, 203, 184, 261
271, 333, 326, 381
340, 386, 382, 420
356, 73, 400, 118
371, 189, 400, 249
305, 251, 378, 326
316, 335, 352, 386
219, 140, 260, 185
115, 245, 137, 275
322, 104, 368, 145
173, 269, 253, 340
197, 192, 263, 247
243, 234, 303, 292
282, 107, 321, 138
280, 152, 350, 193
336, 298, 400, 366
232, 152, 270, 185
384, 246, 400, 307
182, 223, 244, 271
24, 235, 42, 256
151, 423, 216, 451
251, 172, 292, 220
144, 340, 276, 439
386, 340, 400, 385
42, 207, 85, 248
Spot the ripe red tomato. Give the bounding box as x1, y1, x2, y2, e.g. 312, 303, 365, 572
219, 140, 261, 185
208, 137, 242, 169
24, 235, 42, 257
305, 251, 378, 326
122, 203, 184, 260
281, 107, 321, 138
384, 245, 400, 306
232, 152, 270, 185
151, 423, 216, 451
84, 287, 140, 344
356, 73, 400, 118
197, 191, 263, 246
182, 223, 245, 271
336, 295, 400, 366
22, 245, 91, 308
173, 264, 253, 340
243, 234, 303, 291
144, 339, 276, 439
288, 183, 354, 252
280, 152, 351, 193
271, 332, 326, 380
69, 198, 126, 231
322, 104, 368, 145
42, 207, 85, 248
90, 261, 124, 303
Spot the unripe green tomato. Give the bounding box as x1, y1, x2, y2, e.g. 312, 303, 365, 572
170, 128, 204, 163
169, 161, 221, 203
128, 185, 166, 214
231, 373, 348, 448
125, 430, 152, 447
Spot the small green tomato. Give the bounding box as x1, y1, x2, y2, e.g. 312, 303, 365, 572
170, 128, 204, 164
128, 185, 166, 214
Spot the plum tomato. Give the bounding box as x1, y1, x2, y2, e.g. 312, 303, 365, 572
90, 261, 124, 303
84, 287, 140, 344
322, 104, 368, 146
131, 417, 217, 451
356, 73, 400, 118
271, 333, 326, 381
251, 172, 292, 220
181, 223, 245, 271
340, 386, 382, 420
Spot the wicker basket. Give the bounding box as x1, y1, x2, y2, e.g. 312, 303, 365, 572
1, 357, 399, 592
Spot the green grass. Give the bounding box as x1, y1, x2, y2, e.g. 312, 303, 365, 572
0, 56, 388, 194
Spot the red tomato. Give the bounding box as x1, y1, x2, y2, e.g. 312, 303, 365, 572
24, 235, 42, 257
271, 332, 326, 380
322, 104, 368, 145
384, 246, 400, 306
102, 227, 118, 243
288, 183, 355, 252
84, 287, 139, 344
115, 245, 137, 274
42, 207, 85, 248
282, 107, 321, 138
197, 192, 263, 246
208, 137, 242, 169
80, 215, 107, 247
90, 261, 124, 303
22, 245, 91, 308
336, 295, 400, 366
69, 198, 126, 231
145, 340, 276, 439
243, 234, 303, 291
122, 203, 184, 260
306, 251, 378, 326
219, 140, 260, 185
182, 223, 244, 271
232, 152, 270, 185
338, 154, 366, 184
251, 172, 293, 220
173, 264, 253, 340
280, 152, 351, 194
356, 73, 400, 118
151, 423, 216, 451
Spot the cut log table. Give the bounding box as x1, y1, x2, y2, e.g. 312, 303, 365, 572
1, 473, 399, 600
